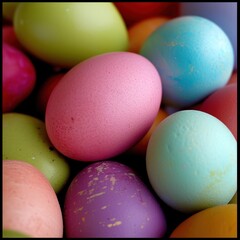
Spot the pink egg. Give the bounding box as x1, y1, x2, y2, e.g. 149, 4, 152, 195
46, 52, 162, 161
198, 83, 237, 140
3, 160, 63, 237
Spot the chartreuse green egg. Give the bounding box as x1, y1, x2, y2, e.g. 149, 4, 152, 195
146, 110, 237, 213
2, 113, 70, 193
13, 2, 129, 67
3, 229, 31, 238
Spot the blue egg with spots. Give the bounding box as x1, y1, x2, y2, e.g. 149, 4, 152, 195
140, 16, 234, 108
180, 2, 237, 70
146, 110, 237, 213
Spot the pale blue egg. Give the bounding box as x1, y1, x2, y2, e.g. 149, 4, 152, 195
180, 2, 237, 70
140, 16, 234, 108
146, 110, 237, 213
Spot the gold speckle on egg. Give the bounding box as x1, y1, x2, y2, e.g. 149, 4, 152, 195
81, 217, 85, 223
74, 207, 84, 214
107, 221, 122, 228
88, 177, 99, 187
78, 190, 87, 196
87, 191, 105, 200
101, 205, 107, 210
110, 176, 117, 190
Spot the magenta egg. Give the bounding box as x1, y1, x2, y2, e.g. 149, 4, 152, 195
45, 52, 162, 161
64, 161, 166, 237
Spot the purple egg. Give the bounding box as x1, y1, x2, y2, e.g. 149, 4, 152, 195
64, 161, 166, 237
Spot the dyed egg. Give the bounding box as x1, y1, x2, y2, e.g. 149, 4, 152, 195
227, 71, 237, 85
198, 83, 237, 140
64, 161, 166, 238
3, 229, 31, 238
3, 160, 63, 237
46, 52, 162, 162
180, 2, 237, 70
146, 110, 237, 213
140, 16, 234, 108
2, 113, 70, 193
128, 17, 169, 53
36, 73, 64, 116
130, 109, 168, 155
14, 3, 128, 67
170, 204, 237, 238
114, 2, 174, 27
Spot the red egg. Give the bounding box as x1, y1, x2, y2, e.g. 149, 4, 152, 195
2, 42, 36, 113
2, 25, 23, 50
227, 71, 237, 85
36, 73, 64, 116
198, 84, 237, 140
114, 2, 177, 27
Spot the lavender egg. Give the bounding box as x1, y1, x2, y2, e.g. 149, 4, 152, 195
64, 161, 166, 237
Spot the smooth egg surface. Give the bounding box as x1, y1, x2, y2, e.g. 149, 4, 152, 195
170, 204, 237, 238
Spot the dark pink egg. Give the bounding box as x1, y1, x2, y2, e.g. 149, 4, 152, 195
198, 83, 237, 140
2, 42, 36, 113
64, 161, 166, 238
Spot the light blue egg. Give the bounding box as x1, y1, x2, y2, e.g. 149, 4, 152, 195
140, 16, 234, 108
180, 2, 237, 70
146, 110, 237, 213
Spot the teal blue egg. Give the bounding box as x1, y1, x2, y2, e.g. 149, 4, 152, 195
140, 16, 234, 108
146, 110, 237, 213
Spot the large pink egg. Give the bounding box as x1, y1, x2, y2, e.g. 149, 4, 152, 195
198, 83, 237, 140
3, 160, 63, 237
46, 52, 162, 161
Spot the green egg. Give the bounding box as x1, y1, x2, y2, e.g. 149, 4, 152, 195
13, 2, 128, 67
3, 229, 31, 238
3, 113, 70, 193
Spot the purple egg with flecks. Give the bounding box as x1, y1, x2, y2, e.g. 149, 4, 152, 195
64, 161, 166, 238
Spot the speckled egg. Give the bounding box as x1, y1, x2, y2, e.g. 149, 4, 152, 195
46, 52, 162, 162
3, 160, 63, 237
64, 161, 166, 238
180, 2, 237, 70
140, 16, 234, 108
146, 110, 237, 213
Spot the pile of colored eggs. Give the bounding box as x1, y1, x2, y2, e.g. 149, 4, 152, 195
2, 2, 237, 238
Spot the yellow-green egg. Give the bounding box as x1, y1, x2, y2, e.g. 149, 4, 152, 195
2, 113, 70, 193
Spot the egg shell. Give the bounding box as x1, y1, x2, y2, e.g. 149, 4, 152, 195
2, 113, 70, 193
64, 160, 166, 238
130, 108, 169, 155
140, 16, 234, 108
46, 52, 162, 162
170, 204, 237, 238
180, 2, 237, 70
3, 160, 63, 237
198, 83, 237, 140
146, 110, 237, 213
128, 17, 169, 53
14, 3, 129, 67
